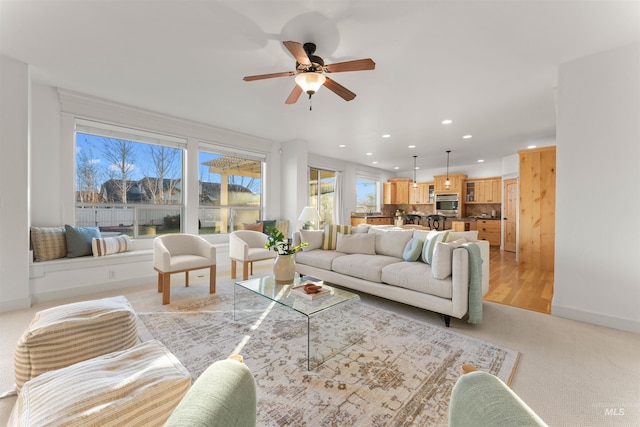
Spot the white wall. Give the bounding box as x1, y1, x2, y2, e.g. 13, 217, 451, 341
0, 55, 31, 310
553, 43, 640, 333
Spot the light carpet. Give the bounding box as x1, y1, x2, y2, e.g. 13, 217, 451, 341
137, 284, 519, 427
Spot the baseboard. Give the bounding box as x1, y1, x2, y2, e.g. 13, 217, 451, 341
31, 275, 157, 304
552, 304, 640, 334
0, 296, 32, 312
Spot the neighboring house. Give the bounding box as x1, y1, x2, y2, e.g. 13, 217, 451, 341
99, 178, 182, 204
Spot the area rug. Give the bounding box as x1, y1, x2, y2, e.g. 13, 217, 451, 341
137, 289, 519, 427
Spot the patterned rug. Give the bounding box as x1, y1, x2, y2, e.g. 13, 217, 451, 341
137, 287, 519, 427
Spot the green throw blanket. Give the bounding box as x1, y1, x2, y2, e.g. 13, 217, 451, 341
461, 242, 483, 324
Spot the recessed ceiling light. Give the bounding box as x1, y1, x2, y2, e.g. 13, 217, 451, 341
394, 166, 400, 170
366, 152, 373, 156
477, 159, 485, 163
463, 135, 472, 139
338, 144, 346, 148
382, 134, 391, 138
527, 145, 537, 149
408, 145, 416, 148
372, 161, 378, 164
414, 166, 420, 170
442, 119, 453, 125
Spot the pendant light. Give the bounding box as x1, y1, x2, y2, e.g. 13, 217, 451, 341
444, 150, 451, 190
413, 155, 418, 188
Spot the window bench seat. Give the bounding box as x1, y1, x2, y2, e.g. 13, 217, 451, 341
29, 242, 229, 304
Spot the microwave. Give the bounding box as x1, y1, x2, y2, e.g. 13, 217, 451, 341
435, 194, 459, 216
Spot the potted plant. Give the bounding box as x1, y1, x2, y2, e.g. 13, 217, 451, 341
264, 226, 307, 284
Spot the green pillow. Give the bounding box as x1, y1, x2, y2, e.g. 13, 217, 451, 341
421, 230, 449, 264
256, 220, 276, 234
65, 225, 100, 258
402, 237, 423, 262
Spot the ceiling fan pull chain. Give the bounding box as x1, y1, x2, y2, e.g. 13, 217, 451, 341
309, 94, 313, 111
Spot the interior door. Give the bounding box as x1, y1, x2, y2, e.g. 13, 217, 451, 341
503, 178, 517, 252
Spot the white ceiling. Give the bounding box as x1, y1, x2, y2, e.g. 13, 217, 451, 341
1, 0, 639, 173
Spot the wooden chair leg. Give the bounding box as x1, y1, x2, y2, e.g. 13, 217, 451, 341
231, 260, 237, 279
209, 265, 216, 294
162, 273, 171, 305
250, 262, 253, 275
242, 262, 249, 281
157, 273, 163, 293
185, 271, 189, 287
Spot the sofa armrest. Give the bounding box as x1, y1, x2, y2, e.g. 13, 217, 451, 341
164, 355, 256, 427
448, 371, 547, 427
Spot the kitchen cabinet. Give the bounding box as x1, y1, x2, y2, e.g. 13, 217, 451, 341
477, 219, 500, 246
465, 177, 502, 203
434, 174, 466, 193
350, 216, 393, 227
383, 179, 410, 204
451, 220, 477, 232
408, 182, 434, 204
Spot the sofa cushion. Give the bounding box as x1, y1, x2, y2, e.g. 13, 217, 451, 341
300, 230, 324, 251
9, 340, 191, 427
336, 233, 376, 254
30, 226, 67, 261
295, 249, 346, 270
368, 228, 414, 258
422, 230, 449, 264
402, 237, 424, 262
431, 241, 463, 279
351, 224, 370, 234
92, 235, 132, 256
14, 295, 138, 391
381, 262, 453, 299
322, 224, 351, 250
64, 224, 101, 258
332, 254, 401, 283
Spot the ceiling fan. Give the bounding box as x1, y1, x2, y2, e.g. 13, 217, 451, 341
243, 41, 375, 105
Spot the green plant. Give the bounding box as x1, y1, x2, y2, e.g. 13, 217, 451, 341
163, 215, 180, 229
264, 226, 307, 255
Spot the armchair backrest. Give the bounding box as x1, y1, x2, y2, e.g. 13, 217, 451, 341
230, 230, 269, 247
154, 234, 208, 256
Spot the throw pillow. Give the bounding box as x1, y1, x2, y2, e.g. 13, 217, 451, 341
421, 230, 449, 264
256, 220, 276, 233
431, 241, 462, 279
30, 226, 67, 261
64, 225, 100, 258
300, 230, 324, 251
322, 224, 351, 250
368, 228, 414, 258
242, 222, 263, 232
402, 237, 424, 262
92, 235, 132, 257
336, 233, 376, 254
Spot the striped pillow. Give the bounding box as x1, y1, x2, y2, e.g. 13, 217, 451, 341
322, 224, 351, 250
92, 235, 132, 256
14, 296, 137, 391
421, 230, 450, 264
9, 340, 191, 427
30, 226, 67, 261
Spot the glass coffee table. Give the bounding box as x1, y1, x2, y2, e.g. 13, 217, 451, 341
234, 275, 361, 370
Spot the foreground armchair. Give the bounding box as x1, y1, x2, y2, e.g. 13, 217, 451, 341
153, 234, 216, 304
164, 355, 257, 427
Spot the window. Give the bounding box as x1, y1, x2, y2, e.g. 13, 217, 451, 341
356, 177, 379, 212
198, 149, 264, 234
75, 120, 184, 238
309, 168, 336, 226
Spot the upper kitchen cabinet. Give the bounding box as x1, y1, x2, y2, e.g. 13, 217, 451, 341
465, 177, 502, 203
383, 179, 411, 204
434, 174, 466, 193
408, 182, 434, 204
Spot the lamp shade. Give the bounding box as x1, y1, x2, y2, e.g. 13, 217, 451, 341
295, 72, 326, 94
298, 206, 320, 222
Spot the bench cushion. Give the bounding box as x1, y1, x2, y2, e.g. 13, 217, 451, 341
9, 340, 191, 427
14, 295, 137, 391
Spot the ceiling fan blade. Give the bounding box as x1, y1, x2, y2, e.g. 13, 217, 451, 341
323, 77, 356, 101
283, 41, 311, 65
324, 58, 375, 73
285, 85, 303, 104
243, 71, 294, 81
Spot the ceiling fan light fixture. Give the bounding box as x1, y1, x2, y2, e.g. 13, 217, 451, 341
295, 72, 326, 95
444, 150, 451, 190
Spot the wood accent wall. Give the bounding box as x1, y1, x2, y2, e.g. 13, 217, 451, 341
518, 146, 556, 272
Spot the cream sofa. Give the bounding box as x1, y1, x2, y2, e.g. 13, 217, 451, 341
293, 225, 489, 326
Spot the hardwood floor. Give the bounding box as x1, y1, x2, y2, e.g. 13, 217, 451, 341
483, 247, 553, 314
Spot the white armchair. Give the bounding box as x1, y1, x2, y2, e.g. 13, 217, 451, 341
153, 234, 216, 305
229, 230, 276, 281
